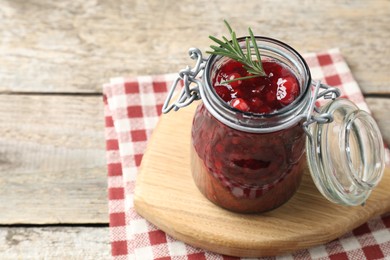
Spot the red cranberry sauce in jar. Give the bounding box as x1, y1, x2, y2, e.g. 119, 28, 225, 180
212, 58, 300, 113
191, 58, 306, 213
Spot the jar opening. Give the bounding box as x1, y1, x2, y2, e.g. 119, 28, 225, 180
201, 36, 312, 133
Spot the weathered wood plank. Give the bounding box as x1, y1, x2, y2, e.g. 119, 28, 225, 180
366, 97, 390, 147
0, 0, 389, 94
0, 94, 108, 224
0, 95, 387, 225
0, 227, 110, 259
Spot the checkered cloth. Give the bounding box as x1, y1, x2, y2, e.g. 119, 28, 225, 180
103, 48, 390, 260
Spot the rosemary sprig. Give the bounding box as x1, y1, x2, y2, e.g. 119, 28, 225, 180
206, 20, 266, 83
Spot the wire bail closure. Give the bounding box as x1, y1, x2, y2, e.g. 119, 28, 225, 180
303, 80, 341, 141
162, 48, 341, 138
162, 48, 207, 114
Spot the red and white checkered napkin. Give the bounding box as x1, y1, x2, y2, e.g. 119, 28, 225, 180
103, 48, 390, 260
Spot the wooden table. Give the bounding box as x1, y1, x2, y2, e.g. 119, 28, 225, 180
0, 0, 389, 258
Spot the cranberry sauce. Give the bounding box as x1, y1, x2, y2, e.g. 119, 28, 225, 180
212, 59, 300, 114
191, 58, 306, 213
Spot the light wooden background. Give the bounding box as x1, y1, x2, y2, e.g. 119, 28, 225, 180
0, 0, 389, 258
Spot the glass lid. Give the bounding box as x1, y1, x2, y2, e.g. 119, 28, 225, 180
306, 99, 385, 206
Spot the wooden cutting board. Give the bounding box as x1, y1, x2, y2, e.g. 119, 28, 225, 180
134, 101, 390, 257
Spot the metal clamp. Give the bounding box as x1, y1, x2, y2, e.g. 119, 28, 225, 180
162, 48, 207, 114
303, 80, 341, 140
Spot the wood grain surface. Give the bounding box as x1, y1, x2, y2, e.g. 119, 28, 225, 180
0, 0, 389, 94
0, 95, 107, 224
134, 102, 390, 257
366, 98, 390, 147
0, 0, 389, 258
0, 227, 110, 259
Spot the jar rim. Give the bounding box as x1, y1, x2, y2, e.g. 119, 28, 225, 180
204, 36, 312, 119
201, 36, 313, 133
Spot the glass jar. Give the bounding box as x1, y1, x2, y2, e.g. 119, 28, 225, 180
163, 37, 385, 213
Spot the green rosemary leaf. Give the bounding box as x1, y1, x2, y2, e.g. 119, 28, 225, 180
210, 39, 240, 59
209, 45, 222, 51
209, 36, 231, 50
221, 36, 240, 55
222, 74, 261, 84
207, 47, 232, 55
233, 32, 246, 59
224, 19, 233, 34
243, 68, 259, 75
245, 38, 251, 62
249, 28, 261, 62
221, 36, 231, 45
208, 21, 266, 79
249, 28, 265, 76
206, 51, 241, 61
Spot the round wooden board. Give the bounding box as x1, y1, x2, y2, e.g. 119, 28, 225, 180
134, 101, 390, 257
